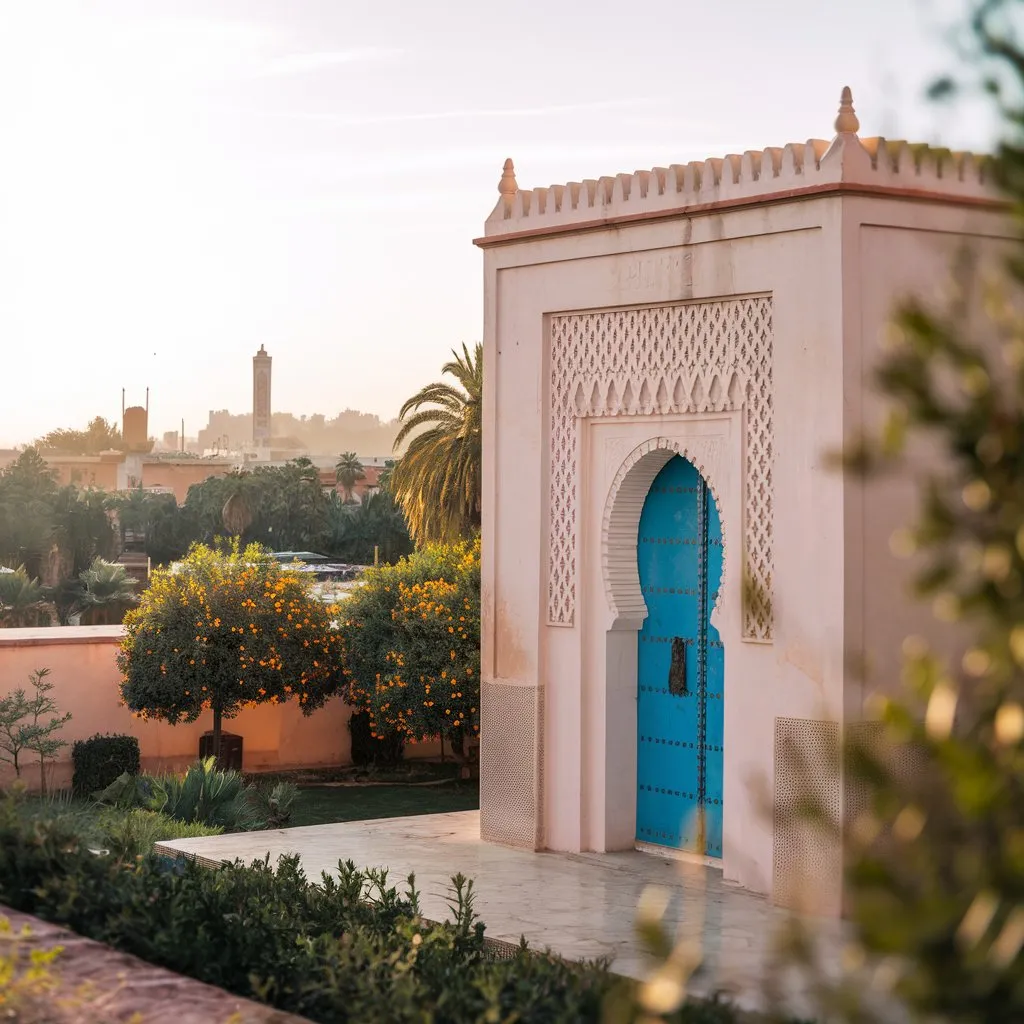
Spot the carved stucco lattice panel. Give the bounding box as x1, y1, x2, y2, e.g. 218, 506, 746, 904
549, 297, 774, 639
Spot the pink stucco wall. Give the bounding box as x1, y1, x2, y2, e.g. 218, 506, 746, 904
0, 626, 434, 790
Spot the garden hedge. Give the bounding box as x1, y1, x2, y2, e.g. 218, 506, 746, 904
0, 800, 758, 1023
71, 734, 140, 797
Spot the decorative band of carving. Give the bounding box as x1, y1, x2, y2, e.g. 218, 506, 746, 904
548, 298, 773, 639
602, 438, 727, 628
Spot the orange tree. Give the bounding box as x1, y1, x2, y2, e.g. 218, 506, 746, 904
338, 540, 480, 752
117, 541, 343, 756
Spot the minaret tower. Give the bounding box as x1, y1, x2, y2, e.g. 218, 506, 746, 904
252, 345, 272, 446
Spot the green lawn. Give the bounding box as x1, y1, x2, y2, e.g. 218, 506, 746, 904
12, 778, 479, 841
289, 780, 479, 828
249, 762, 467, 786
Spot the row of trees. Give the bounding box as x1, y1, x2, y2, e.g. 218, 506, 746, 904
0, 450, 415, 578
0, 449, 117, 582
117, 540, 480, 757
0, 560, 139, 628
35, 415, 124, 455
169, 456, 413, 564
3, 340, 483, 628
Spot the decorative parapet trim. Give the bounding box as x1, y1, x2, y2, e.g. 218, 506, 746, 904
474, 181, 1007, 249
481, 90, 995, 241
483, 138, 994, 239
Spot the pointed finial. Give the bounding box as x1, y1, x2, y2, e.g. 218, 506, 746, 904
834, 86, 860, 134
498, 158, 518, 197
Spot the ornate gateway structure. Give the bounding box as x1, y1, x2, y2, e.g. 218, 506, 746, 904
474, 89, 1008, 911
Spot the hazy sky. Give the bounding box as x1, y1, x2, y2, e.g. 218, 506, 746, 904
0, 0, 999, 446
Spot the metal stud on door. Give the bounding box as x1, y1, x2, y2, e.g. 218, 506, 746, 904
635, 456, 724, 857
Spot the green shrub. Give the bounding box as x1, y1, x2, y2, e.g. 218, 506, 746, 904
94, 759, 259, 830
0, 798, 763, 1023
95, 760, 283, 832
246, 780, 299, 829
0, 803, 616, 1022
98, 808, 223, 861
159, 757, 259, 830
71, 734, 140, 797
11, 790, 101, 848
9, 790, 222, 863
91, 770, 159, 810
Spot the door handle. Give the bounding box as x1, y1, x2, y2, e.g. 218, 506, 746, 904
668, 636, 688, 696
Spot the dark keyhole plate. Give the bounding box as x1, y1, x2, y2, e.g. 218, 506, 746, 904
668, 636, 688, 696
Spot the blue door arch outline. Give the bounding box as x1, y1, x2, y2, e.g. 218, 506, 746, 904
635, 454, 724, 857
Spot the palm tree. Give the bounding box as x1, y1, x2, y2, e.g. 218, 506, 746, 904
52, 486, 115, 574
76, 558, 139, 625
377, 459, 396, 494
362, 491, 413, 564
0, 566, 52, 627
281, 459, 329, 548
0, 449, 58, 580
43, 575, 86, 626
221, 473, 255, 538
335, 451, 365, 503
111, 486, 149, 548
391, 342, 482, 545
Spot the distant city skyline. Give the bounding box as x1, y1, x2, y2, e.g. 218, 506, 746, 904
10, 396, 404, 452
0, 0, 999, 446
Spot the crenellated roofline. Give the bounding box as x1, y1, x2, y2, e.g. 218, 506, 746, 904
475, 88, 1001, 248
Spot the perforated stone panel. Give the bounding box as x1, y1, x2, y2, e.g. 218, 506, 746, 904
549, 298, 773, 638
773, 717, 841, 912
480, 681, 543, 849
843, 721, 884, 831
843, 720, 926, 825
841, 720, 927, 915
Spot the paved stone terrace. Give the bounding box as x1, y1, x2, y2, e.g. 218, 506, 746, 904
158, 810, 852, 1017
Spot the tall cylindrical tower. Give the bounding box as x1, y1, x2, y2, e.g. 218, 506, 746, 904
253, 345, 272, 445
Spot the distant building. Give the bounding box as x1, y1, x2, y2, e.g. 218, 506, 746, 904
253, 345, 272, 447
197, 409, 248, 455
122, 406, 148, 451
0, 450, 386, 505
0, 450, 234, 502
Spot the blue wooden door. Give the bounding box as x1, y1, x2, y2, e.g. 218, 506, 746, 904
636, 455, 724, 857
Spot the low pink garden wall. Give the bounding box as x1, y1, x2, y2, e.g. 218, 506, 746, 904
0, 626, 436, 791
